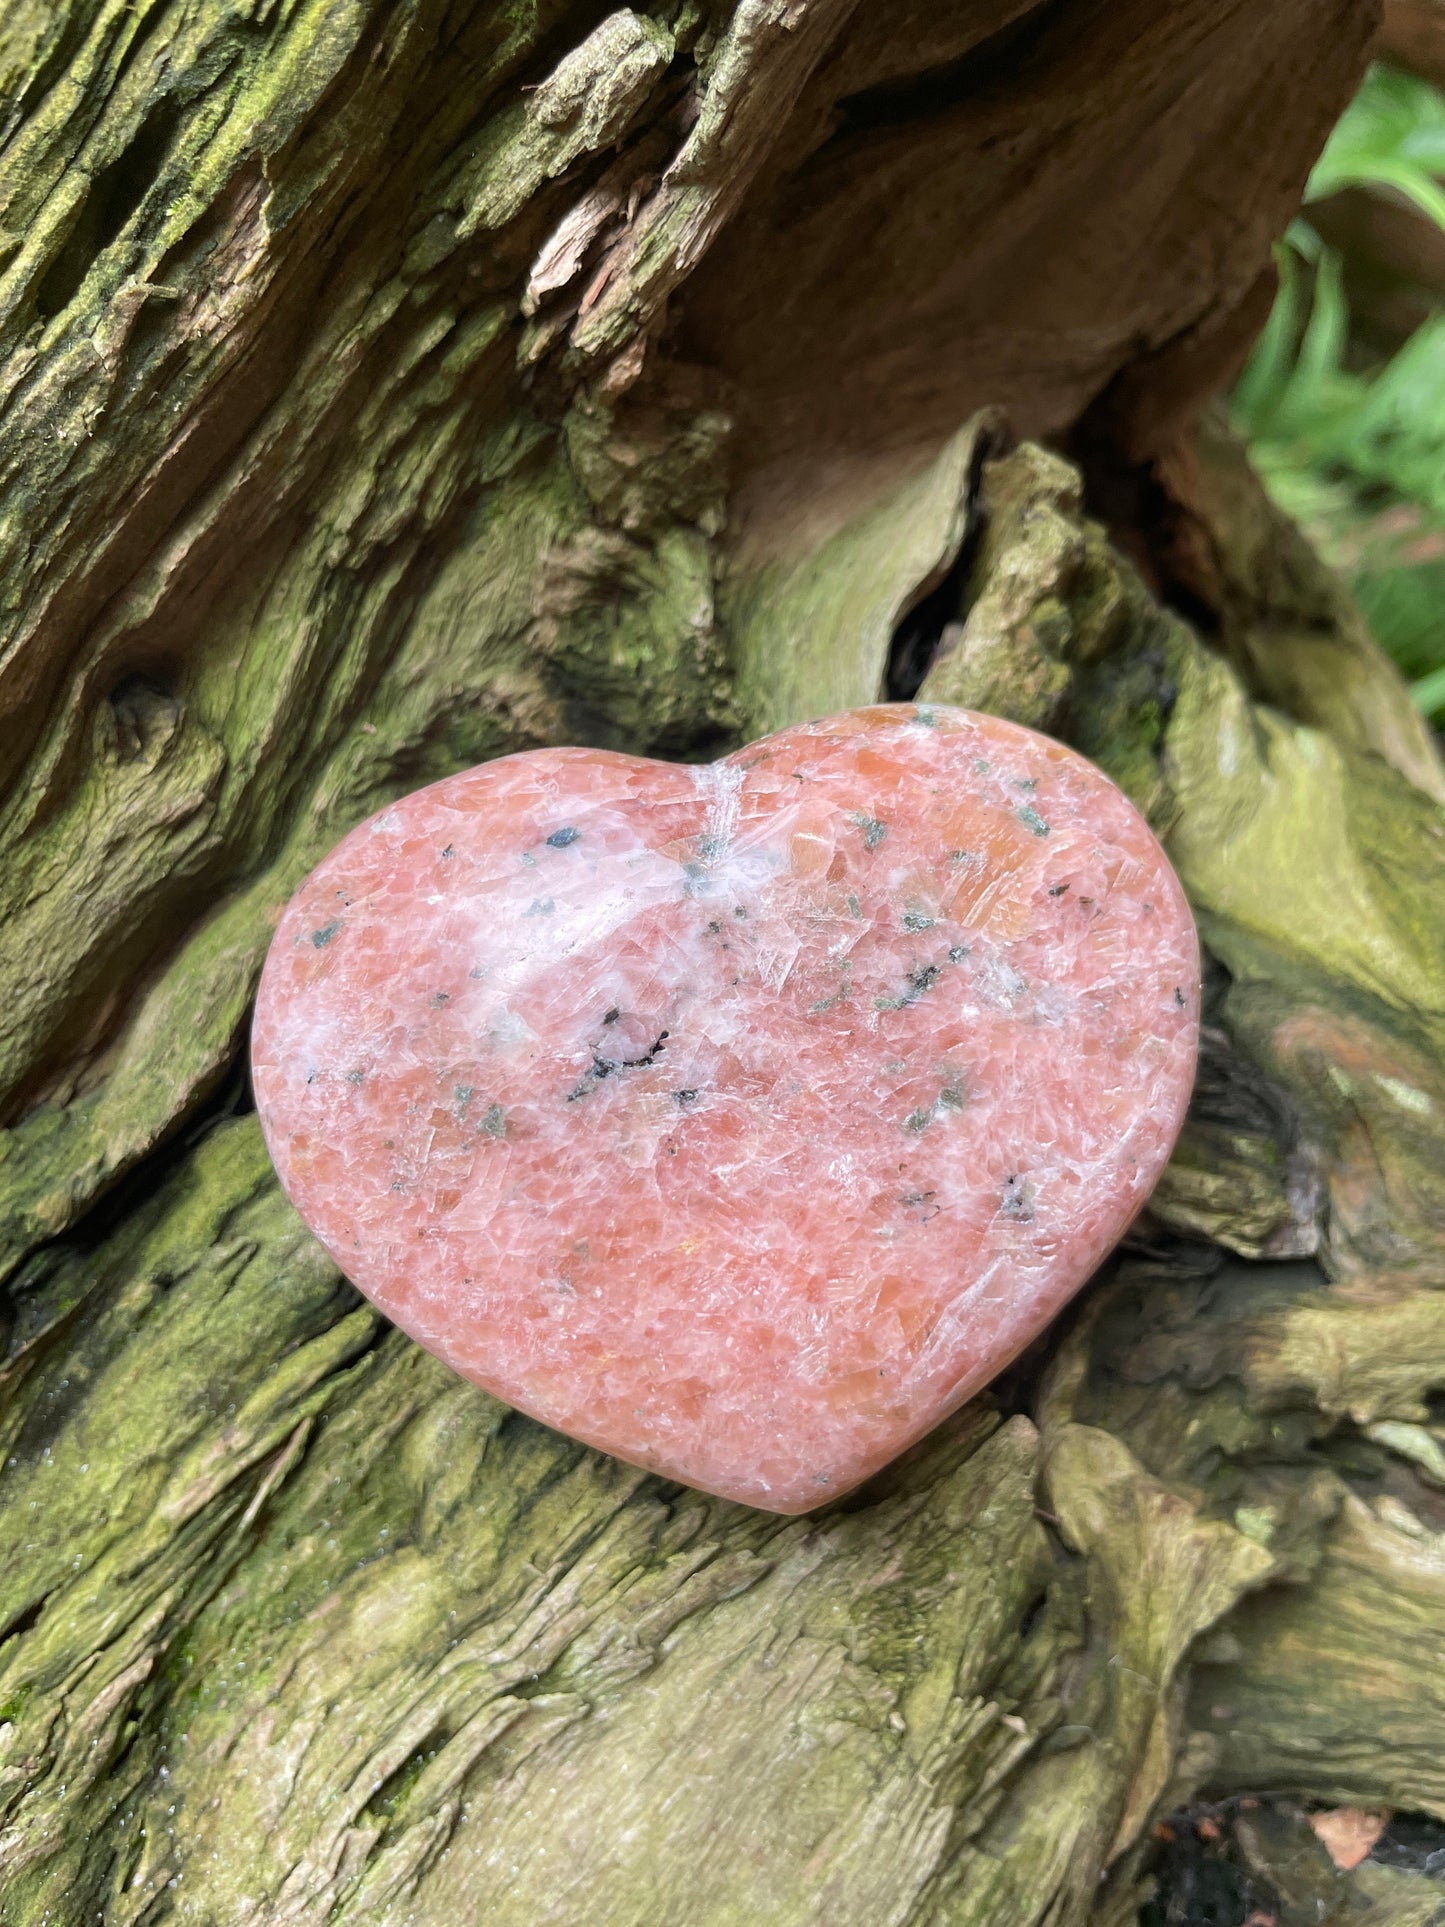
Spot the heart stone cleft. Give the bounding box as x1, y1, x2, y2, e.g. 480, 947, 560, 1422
252, 703, 1200, 1512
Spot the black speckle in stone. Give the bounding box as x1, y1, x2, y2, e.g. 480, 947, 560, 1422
734, 905, 749, 918
1016, 806, 1051, 838
1000, 1175, 1035, 1221
546, 827, 581, 849
482, 1103, 506, 1139
430, 991, 450, 1008
311, 919, 343, 948
675, 1089, 699, 1105
849, 812, 888, 849
949, 946, 969, 964
346, 1069, 365, 1086
903, 1108, 932, 1135
567, 1030, 671, 1102
876, 961, 944, 1013
1175, 986, 1187, 1007
441, 844, 455, 859
939, 1081, 967, 1111
1049, 882, 1070, 897
706, 920, 722, 936
902, 910, 936, 933
603, 1007, 621, 1025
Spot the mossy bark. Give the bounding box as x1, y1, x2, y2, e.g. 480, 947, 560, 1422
2, 3, 1443, 1923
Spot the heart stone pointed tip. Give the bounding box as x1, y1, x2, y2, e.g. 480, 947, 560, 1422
252, 704, 1200, 1513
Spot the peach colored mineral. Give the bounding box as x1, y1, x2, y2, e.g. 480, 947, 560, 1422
252, 705, 1199, 1511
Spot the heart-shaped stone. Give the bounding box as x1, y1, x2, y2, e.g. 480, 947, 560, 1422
253, 704, 1198, 1511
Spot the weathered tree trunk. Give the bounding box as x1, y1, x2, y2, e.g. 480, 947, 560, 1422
2, 2, 1443, 1922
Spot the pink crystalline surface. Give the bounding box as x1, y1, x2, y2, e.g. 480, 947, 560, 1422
252, 704, 1200, 1512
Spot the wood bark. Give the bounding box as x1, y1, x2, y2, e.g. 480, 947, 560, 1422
1382, 0, 1445, 88
1311, 2, 1445, 358
2, 3, 1443, 1923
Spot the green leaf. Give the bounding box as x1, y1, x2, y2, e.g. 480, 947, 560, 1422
1307, 63, 1445, 235
1234, 63, 1445, 703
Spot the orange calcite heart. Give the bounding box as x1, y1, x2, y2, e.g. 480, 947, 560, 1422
253, 705, 1199, 1511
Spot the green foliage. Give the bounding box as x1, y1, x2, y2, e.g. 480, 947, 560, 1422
1306, 61, 1445, 225
1235, 65, 1445, 722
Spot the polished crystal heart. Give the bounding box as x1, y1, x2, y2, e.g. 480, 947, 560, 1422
252, 704, 1199, 1511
